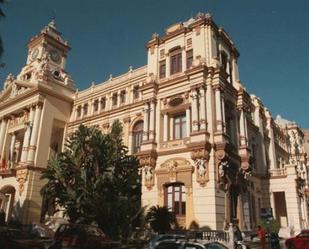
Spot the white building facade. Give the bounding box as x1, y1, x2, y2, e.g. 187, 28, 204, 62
0, 14, 308, 232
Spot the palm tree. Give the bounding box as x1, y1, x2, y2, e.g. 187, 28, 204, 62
145, 205, 176, 234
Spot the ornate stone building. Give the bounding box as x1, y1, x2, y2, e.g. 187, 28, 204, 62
0, 14, 308, 232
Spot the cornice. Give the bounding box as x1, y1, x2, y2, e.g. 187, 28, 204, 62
68, 99, 144, 128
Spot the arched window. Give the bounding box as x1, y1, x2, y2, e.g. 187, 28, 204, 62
132, 121, 143, 153
165, 183, 186, 216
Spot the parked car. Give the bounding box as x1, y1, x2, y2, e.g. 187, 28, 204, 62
0, 227, 46, 249
285, 229, 309, 249
144, 234, 186, 249
49, 223, 119, 249
153, 239, 229, 249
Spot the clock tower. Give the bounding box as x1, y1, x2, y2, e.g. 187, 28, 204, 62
17, 19, 74, 89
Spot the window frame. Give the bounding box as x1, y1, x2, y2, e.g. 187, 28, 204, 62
170, 48, 182, 75
173, 113, 187, 140
132, 121, 144, 154
165, 183, 186, 216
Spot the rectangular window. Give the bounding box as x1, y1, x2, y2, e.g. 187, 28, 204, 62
120, 90, 126, 104
186, 50, 193, 69
170, 51, 182, 75
93, 99, 98, 112
159, 60, 166, 79
83, 104, 88, 116
112, 93, 118, 106
100, 97, 106, 110
76, 106, 81, 118
174, 114, 186, 139
133, 85, 139, 99
160, 49, 165, 59
187, 38, 192, 47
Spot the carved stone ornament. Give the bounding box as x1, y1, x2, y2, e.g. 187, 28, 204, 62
4, 73, 14, 89
138, 150, 157, 190
195, 158, 208, 186
144, 165, 154, 190
16, 169, 28, 195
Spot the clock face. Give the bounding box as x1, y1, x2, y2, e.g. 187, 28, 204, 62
31, 48, 39, 60
50, 50, 61, 63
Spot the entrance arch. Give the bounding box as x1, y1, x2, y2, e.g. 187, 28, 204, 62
0, 185, 16, 223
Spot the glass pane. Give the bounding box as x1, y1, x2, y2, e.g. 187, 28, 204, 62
182, 201, 186, 215
168, 193, 173, 209
174, 201, 180, 214
182, 121, 186, 138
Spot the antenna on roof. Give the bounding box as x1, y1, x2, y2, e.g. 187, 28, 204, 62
52, 8, 57, 22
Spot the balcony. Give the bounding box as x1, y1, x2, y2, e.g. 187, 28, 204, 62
0, 161, 17, 177
269, 167, 287, 178
160, 137, 190, 150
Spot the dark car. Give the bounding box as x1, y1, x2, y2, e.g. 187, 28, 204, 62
0, 227, 46, 249
144, 234, 187, 249
49, 223, 118, 249
285, 229, 309, 249
153, 239, 229, 249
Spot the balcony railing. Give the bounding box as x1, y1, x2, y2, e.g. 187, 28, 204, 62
269, 167, 287, 177
0, 160, 17, 176
160, 137, 190, 149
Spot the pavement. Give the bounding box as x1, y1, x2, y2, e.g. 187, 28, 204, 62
246, 240, 286, 249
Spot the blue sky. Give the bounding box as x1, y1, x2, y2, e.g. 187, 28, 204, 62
0, 0, 308, 127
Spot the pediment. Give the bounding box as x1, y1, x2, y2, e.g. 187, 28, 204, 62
0, 80, 35, 103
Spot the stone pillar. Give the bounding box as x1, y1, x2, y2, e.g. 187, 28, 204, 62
98, 98, 102, 112
169, 117, 174, 140
27, 104, 43, 164
215, 87, 223, 132
166, 53, 170, 78
182, 47, 186, 72
239, 109, 247, 146
231, 57, 240, 85
191, 88, 199, 132
143, 103, 149, 141
199, 87, 207, 131
186, 108, 191, 137
268, 119, 277, 169
237, 195, 245, 229
9, 132, 16, 168
0, 119, 7, 155
117, 91, 121, 107
20, 107, 35, 163
225, 191, 231, 226
221, 96, 226, 132
149, 101, 155, 140
0, 118, 8, 161
163, 113, 168, 142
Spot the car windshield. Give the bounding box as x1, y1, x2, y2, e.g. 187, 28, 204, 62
298, 230, 309, 238
204, 242, 227, 249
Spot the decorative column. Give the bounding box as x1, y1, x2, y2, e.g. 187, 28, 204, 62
143, 102, 149, 141
191, 88, 199, 132
9, 132, 16, 168
237, 195, 245, 229
149, 101, 156, 141
169, 116, 174, 140
0, 119, 7, 155
20, 107, 35, 163
163, 113, 168, 142
221, 96, 226, 132
199, 87, 207, 131
166, 53, 170, 78
181, 47, 186, 72
239, 109, 247, 146
27, 104, 43, 164
98, 98, 102, 112
186, 108, 191, 137
215, 87, 223, 132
